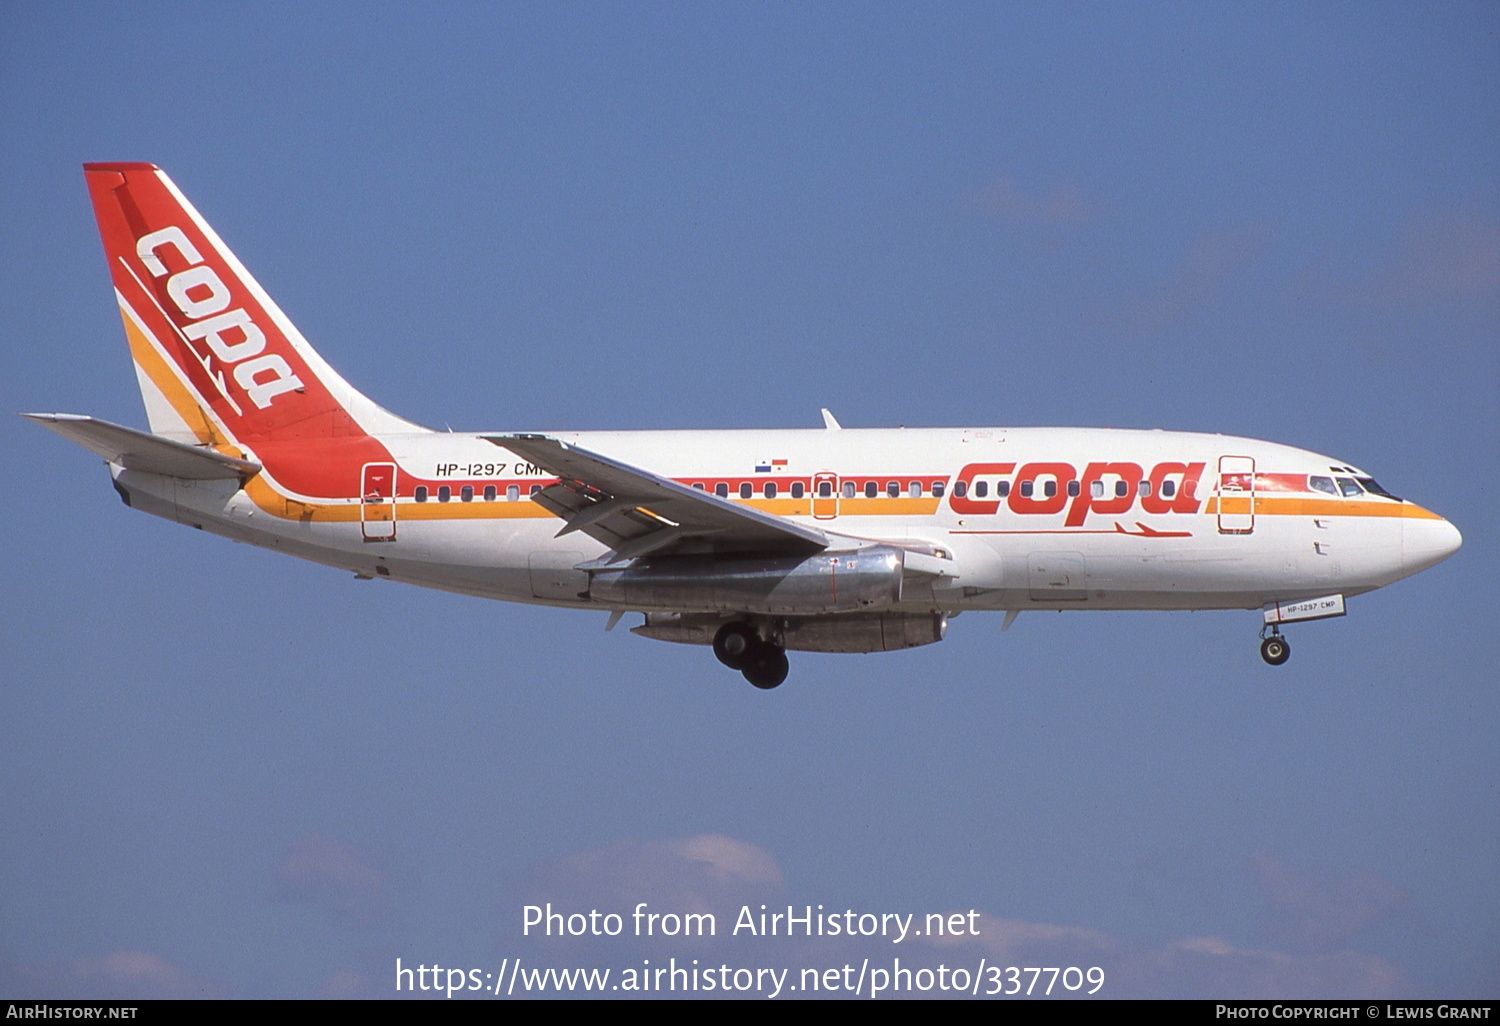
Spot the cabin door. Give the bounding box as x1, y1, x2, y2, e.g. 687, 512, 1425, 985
1216, 455, 1255, 534
361, 462, 398, 541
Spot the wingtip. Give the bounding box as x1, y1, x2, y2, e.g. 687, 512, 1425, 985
20, 412, 84, 424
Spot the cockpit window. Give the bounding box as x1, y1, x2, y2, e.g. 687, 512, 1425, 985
1335, 477, 1364, 498
1308, 475, 1338, 496
1356, 477, 1400, 501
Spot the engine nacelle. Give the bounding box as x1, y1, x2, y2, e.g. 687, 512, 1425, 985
591, 546, 904, 615
633, 611, 948, 654
780, 612, 947, 653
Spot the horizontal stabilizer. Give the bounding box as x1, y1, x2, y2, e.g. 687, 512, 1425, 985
23, 413, 261, 480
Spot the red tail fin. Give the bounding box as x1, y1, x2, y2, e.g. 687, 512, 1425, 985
85, 163, 425, 445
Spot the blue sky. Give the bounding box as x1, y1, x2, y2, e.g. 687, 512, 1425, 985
2, 2, 1495, 999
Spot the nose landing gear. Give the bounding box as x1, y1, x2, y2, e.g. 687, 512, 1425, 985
1259, 626, 1291, 666
713, 621, 790, 689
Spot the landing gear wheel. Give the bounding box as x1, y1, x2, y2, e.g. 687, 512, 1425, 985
713, 622, 757, 670
742, 646, 789, 690
1260, 635, 1291, 666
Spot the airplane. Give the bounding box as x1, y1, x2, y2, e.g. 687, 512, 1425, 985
27, 163, 1462, 689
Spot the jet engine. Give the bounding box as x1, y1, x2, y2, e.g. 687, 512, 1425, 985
590, 546, 905, 615
633, 610, 948, 654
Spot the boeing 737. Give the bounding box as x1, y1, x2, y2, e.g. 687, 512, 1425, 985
27, 164, 1462, 688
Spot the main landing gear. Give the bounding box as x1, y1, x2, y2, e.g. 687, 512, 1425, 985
713, 621, 789, 689
1259, 625, 1291, 666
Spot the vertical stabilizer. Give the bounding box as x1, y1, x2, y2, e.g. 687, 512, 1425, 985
84, 163, 427, 445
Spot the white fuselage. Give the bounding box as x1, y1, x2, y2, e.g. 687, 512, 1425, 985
112, 424, 1459, 616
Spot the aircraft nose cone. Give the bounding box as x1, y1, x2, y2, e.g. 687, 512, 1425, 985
1404, 514, 1462, 576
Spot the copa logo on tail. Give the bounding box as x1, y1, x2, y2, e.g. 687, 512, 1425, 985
135, 225, 304, 411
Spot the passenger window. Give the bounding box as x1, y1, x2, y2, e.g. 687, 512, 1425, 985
484, 485, 497, 501
865, 481, 877, 498
1044, 480, 1057, 498
883, 481, 896, 497
764, 482, 777, 498
997, 481, 1010, 497
461, 485, 474, 502
506, 485, 519, 501
975, 481, 988, 498
1308, 476, 1337, 496
1115, 480, 1129, 498
842, 481, 856, 499
932, 481, 945, 498
1068, 480, 1080, 497
1139, 481, 1151, 497
1020, 481, 1033, 497
1090, 480, 1104, 498
414, 486, 428, 502
692, 482, 704, 490
791, 482, 804, 499
909, 481, 921, 497
1162, 480, 1176, 498
1336, 477, 1363, 497
953, 481, 967, 498
529, 484, 541, 497
739, 483, 752, 499
818, 482, 832, 498
716, 483, 729, 498
438, 486, 451, 502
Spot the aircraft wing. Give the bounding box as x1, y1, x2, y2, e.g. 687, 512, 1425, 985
485, 433, 830, 561
24, 413, 262, 481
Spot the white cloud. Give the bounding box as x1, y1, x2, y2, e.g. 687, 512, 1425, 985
273, 834, 391, 927
1113, 222, 1276, 335
0, 950, 228, 999
512, 834, 1416, 998
525, 833, 785, 919
1118, 935, 1409, 999
965, 176, 1095, 226
1351, 211, 1499, 307
1248, 849, 1409, 951
316, 970, 372, 999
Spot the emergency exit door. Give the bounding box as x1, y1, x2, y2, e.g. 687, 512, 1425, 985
812, 472, 839, 519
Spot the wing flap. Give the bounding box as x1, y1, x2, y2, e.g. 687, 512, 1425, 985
24, 413, 261, 480
486, 433, 828, 559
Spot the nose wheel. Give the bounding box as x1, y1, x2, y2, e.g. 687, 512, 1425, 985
1258, 627, 1291, 666
713, 621, 790, 689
